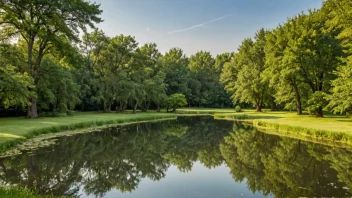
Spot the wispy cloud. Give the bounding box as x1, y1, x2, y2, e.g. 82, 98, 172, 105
168, 14, 232, 34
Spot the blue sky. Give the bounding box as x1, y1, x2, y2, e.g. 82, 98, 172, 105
95, 0, 323, 56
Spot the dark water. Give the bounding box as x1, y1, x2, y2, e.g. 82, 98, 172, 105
0, 117, 352, 198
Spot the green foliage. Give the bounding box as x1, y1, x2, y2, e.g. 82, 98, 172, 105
0, 0, 102, 118
166, 94, 188, 112
0, 186, 59, 198
235, 105, 241, 112
1, 0, 352, 120
0, 44, 34, 110
306, 91, 329, 116
222, 29, 268, 112
37, 58, 80, 114
160, 48, 190, 97
326, 65, 352, 115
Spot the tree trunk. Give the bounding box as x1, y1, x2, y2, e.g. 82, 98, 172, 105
26, 38, 39, 118
317, 106, 324, 117
270, 99, 277, 111
297, 100, 302, 115
27, 98, 38, 118
255, 103, 262, 112
133, 102, 138, 114
117, 102, 123, 112
146, 101, 151, 111
293, 84, 302, 115
156, 104, 160, 112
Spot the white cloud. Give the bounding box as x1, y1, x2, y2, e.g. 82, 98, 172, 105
168, 14, 232, 34
146, 27, 150, 32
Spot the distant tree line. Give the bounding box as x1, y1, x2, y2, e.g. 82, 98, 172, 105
0, 0, 351, 117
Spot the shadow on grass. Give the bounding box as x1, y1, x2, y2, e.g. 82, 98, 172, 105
337, 119, 352, 122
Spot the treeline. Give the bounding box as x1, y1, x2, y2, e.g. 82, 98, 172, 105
0, 0, 231, 117
221, 0, 352, 117
1, 0, 352, 118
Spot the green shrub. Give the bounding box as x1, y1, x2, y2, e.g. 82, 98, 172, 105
235, 105, 242, 112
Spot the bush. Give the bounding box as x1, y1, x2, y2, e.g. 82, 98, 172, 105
306, 91, 328, 116
235, 105, 242, 112
165, 93, 188, 112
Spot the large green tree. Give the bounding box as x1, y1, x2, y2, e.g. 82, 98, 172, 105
287, 11, 344, 116
160, 48, 190, 97
0, 0, 102, 118
224, 29, 268, 111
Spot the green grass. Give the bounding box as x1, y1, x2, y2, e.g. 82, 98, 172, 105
0, 111, 176, 152
0, 186, 60, 198
178, 108, 352, 145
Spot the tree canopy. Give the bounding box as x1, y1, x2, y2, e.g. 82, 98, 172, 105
1, 0, 352, 117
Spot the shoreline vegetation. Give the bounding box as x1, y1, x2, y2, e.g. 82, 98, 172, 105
176, 108, 352, 146
1, 108, 352, 156
0, 112, 176, 153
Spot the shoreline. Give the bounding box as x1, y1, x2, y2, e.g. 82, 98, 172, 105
0, 112, 177, 154
215, 113, 352, 147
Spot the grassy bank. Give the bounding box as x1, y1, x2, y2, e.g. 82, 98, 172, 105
177, 108, 352, 145
213, 110, 352, 144
0, 111, 176, 152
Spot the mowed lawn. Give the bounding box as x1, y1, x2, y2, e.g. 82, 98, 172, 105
178, 108, 352, 134
0, 111, 175, 143
220, 111, 352, 134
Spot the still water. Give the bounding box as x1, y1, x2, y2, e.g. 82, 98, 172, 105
0, 116, 351, 197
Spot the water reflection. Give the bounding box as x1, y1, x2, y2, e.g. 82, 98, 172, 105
0, 117, 351, 197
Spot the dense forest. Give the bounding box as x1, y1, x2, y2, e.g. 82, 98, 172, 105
0, 0, 351, 118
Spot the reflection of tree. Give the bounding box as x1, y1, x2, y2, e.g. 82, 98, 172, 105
326, 148, 352, 195
0, 117, 233, 197
221, 122, 352, 197
220, 122, 276, 196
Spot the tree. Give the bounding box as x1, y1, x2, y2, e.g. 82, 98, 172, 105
93, 35, 138, 112
160, 48, 190, 97
137, 43, 167, 112
224, 29, 268, 112
286, 11, 344, 117
0, 0, 102, 118
323, 0, 352, 117
75, 30, 108, 111
326, 65, 352, 116
264, 23, 308, 114
0, 43, 34, 112
188, 51, 216, 107
165, 94, 187, 112
36, 58, 80, 114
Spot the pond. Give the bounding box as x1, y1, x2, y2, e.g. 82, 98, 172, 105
0, 116, 351, 197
